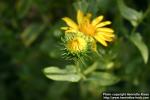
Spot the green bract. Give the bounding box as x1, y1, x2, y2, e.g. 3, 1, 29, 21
62, 32, 92, 58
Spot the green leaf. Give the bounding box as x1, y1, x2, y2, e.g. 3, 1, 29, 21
21, 24, 45, 46
97, 61, 115, 70
86, 72, 120, 86
84, 62, 98, 75
43, 65, 81, 82
48, 82, 70, 100
117, 0, 143, 27
73, 0, 88, 13
130, 33, 149, 64
16, 0, 32, 18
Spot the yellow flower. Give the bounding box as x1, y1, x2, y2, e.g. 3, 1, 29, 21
61, 10, 115, 46
63, 32, 89, 57
66, 37, 87, 54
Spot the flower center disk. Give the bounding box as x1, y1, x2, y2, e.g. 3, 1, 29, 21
66, 37, 87, 54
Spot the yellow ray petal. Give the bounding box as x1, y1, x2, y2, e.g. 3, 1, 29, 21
96, 28, 114, 33
62, 17, 78, 30
94, 34, 107, 46
101, 34, 113, 42
86, 13, 92, 19
91, 40, 97, 52
96, 34, 106, 41
97, 32, 115, 37
96, 21, 111, 28
92, 15, 104, 26
96, 33, 113, 43
82, 13, 91, 24
77, 10, 84, 25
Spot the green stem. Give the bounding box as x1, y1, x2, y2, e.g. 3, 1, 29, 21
84, 62, 98, 75
75, 58, 86, 80
131, 5, 150, 34
75, 58, 81, 73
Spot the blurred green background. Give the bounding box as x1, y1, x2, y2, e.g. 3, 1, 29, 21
0, 0, 150, 100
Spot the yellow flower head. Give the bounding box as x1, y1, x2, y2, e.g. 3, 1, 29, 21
67, 37, 87, 54
64, 32, 88, 55
61, 10, 115, 46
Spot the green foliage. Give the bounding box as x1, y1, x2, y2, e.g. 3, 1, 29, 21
118, 0, 143, 27
21, 24, 46, 46
86, 72, 120, 86
44, 65, 81, 82
130, 33, 149, 63
117, 0, 149, 64
73, 0, 88, 13
0, 0, 150, 100
16, 0, 33, 18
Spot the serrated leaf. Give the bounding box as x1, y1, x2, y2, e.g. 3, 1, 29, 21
21, 24, 45, 46
86, 72, 120, 86
130, 33, 149, 64
43, 65, 81, 82
117, 0, 143, 27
